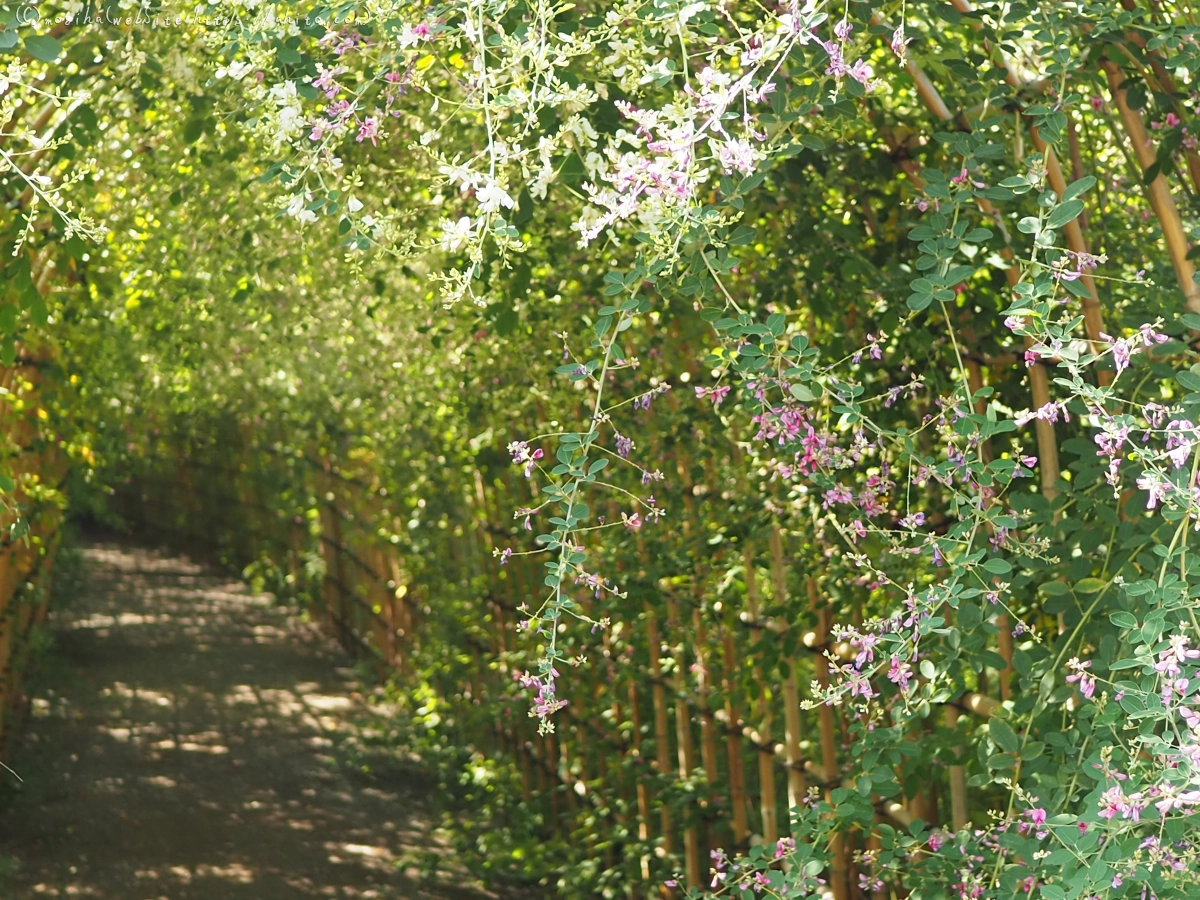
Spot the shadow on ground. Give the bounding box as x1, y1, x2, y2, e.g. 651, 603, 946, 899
0, 537, 493, 900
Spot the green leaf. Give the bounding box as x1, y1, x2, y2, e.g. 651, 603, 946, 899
1020, 741, 1044, 760
989, 718, 1019, 753
1045, 198, 1084, 230
1177, 370, 1200, 392
907, 292, 934, 312
919, 659, 936, 680
982, 558, 1012, 576
1074, 577, 1105, 593
728, 225, 757, 245
24, 35, 63, 63
789, 383, 816, 402
1109, 610, 1138, 628
1060, 175, 1096, 203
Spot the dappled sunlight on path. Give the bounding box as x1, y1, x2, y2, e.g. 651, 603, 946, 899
0, 539, 490, 900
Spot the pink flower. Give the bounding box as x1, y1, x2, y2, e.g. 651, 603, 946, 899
1098, 786, 1125, 820
1137, 471, 1169, 508
887, 656, 912, 691
847, 672, 874, 698
848, 59, 874, 86
715, 138, 756, 175
356, 116, 380, 145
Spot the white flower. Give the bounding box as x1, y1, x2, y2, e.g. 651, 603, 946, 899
276, 106, 303, 144
269, 80, 297, 104
284, 193, 318, 225
440, 216, 473, 252
347, 196, 363, 212
476, 182, 515, 213
439, 163, 482, 192
397, 25, 425, 48
218, 60, 254, 81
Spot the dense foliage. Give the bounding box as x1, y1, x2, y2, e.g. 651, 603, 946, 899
10, 0, 1200, 898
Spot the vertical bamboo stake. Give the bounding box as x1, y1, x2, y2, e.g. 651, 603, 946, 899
695, 611, 720, 783
809, 578, 847, 900
769, 525, 806, 821
694, 608, 721, 864
722, 625, 750, 845
631, 679, 653, 881
647, 604, 675, 856
1102, 58, 1200, 314
997, 618, 1014, 702
946, 703, 969, 830
1113, 0, 1200, 196
744, 544, 778, 845
668, 596, 702, 889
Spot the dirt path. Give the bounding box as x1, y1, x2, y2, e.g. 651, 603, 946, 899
0, 539, 492, 900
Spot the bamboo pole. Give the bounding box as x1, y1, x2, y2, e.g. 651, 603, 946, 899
1113, 0, 1200, 197
722, 623, 750, 845
1102, 58, 1200, 314
744, 544, 778, 845
997, 617, 1014, 701
809, 578, 847, 900
668, 595, 702, 889
769, 525, 806, 820
646, 603, 676, 857
946, 702, 969, 830
631, 679, 654, 881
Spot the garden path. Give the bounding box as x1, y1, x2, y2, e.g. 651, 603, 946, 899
0, 537, 490, 900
